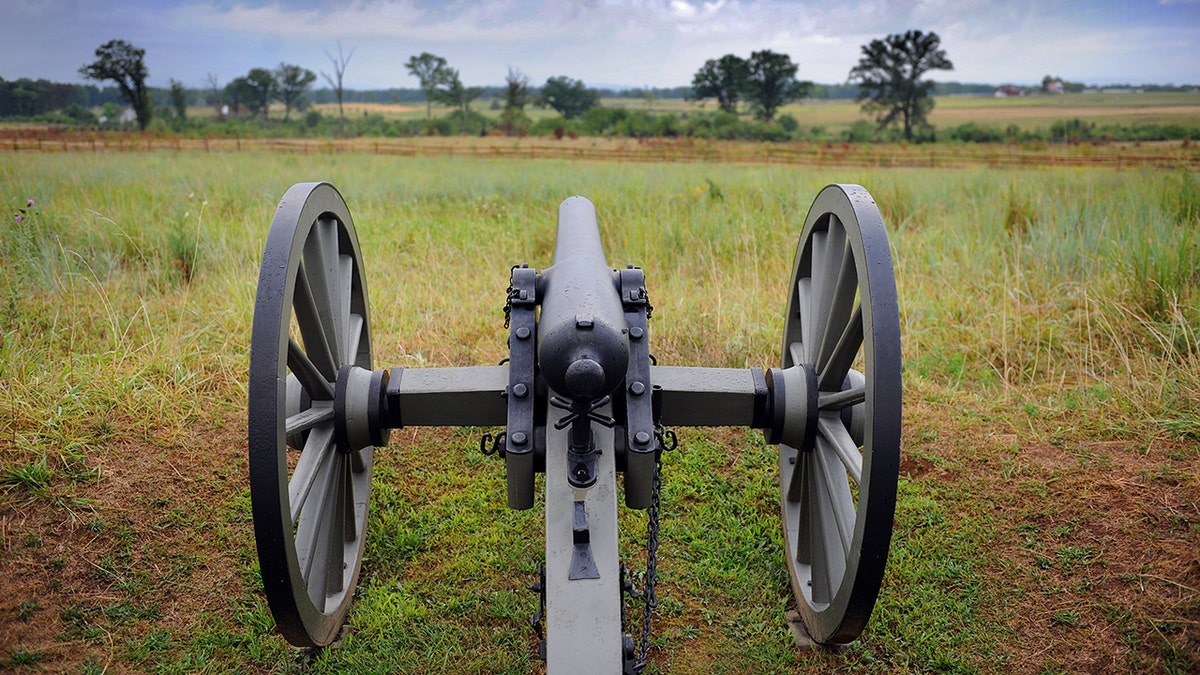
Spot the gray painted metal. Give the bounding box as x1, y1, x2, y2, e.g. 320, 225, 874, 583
248, 182, 374, 648
618, 267, 655, 509
504, 266, 538, 509
543, 395, 623, 672
389, 366, 508, 426
650, 366, 766, 427
778, 184, 901, 644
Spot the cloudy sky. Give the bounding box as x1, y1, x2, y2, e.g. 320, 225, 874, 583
2, 0, 1197, 90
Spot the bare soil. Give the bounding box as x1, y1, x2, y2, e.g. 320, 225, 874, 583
903, 396, 1200, 674
0, 418, 255, 672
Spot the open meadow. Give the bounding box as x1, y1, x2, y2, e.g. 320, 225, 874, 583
311, 90, 1200, 136
1, 151, 1197, 673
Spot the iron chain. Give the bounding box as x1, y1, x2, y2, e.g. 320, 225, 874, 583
632, 417, 674, 673
634, 452, 663, 672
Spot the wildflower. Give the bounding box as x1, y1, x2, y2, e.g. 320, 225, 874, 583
14, 215, 22, 222
27, 199, 34, 207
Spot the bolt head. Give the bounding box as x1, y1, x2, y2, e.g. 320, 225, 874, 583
629, 381, 646, 396
512, 383, 529, 398
634, 431, 652, 445
629, 326, 645, 340
511, 431, 528, 446
515, 326, 531, 340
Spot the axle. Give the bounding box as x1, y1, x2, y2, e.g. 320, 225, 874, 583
326, 364, 862, 471
317, 194, 865, 511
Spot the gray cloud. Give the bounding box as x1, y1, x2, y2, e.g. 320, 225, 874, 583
1, 0, 1195, 88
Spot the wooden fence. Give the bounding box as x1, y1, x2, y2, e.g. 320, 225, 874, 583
3, 132, 1197, 171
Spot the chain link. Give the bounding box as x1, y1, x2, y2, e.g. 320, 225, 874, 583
633, 292, 663, 673
502, 264, 520, 330
633, 452, 663, 672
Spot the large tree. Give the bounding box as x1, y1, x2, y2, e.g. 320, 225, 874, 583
79, 39, 152, 130
223, 76, 256, 117
405, 52, 451, 120
432, 67, 484, 118
276, 63, 316, 121
743, 50, 809, 121
497, 68, 532, 135
243, 68, 278, 119
539, 76, 599, 120
848, 29, 953, 141
689, 54, 748, 113
204, 73, 224, 117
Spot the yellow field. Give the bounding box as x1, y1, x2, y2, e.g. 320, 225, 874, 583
232, 91, 1200, 134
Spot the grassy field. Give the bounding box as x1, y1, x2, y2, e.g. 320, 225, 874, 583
308, 91, 1200, 135
1, 152, 1198, 673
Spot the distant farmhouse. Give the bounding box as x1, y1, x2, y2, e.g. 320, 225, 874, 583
993, 85, 1024, 98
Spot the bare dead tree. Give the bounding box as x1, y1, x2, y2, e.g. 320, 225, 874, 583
204, 73, 224, 118
321, 41, 355, 136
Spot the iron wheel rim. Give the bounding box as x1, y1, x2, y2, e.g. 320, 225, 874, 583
248, 182, 374, 647
778, 183, 901, 644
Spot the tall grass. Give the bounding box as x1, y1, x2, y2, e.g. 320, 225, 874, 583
1, 152, 1196, 671
871, 167, 1198, 438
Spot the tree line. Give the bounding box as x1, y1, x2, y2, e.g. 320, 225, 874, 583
8, 33, 1194, 143
68, 33, 955, 141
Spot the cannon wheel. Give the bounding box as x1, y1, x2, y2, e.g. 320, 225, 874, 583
248, 182, 374, 647
780, 184, 900, 644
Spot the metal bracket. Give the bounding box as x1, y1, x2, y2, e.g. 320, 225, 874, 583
619, 266, 655, 509
505, 265, 539, 510
569, 501, 600, 580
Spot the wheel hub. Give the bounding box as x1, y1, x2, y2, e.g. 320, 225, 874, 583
334, 365, 391, 453
764, 364, 819, 451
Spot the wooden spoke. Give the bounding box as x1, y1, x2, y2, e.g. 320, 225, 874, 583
287, 338, 334, 401
288, 425, 334, 525
817, 305, 863, 392
286, 405, 335, 437
819, 386, 866, 411
293, 262, 338, 381
818, 416, 863, 485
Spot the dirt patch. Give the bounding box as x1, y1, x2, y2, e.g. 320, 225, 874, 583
0, 414, 256, 672
932, 424, 1199, 673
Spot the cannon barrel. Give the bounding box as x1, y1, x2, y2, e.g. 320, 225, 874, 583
537, 197, 629, 402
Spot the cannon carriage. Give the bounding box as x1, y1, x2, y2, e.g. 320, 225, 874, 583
247, 181, 900, 672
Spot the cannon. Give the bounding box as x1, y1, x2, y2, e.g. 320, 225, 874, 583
247, 182, 901, 671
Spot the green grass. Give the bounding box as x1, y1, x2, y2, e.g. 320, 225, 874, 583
1, 151, 1197, 672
